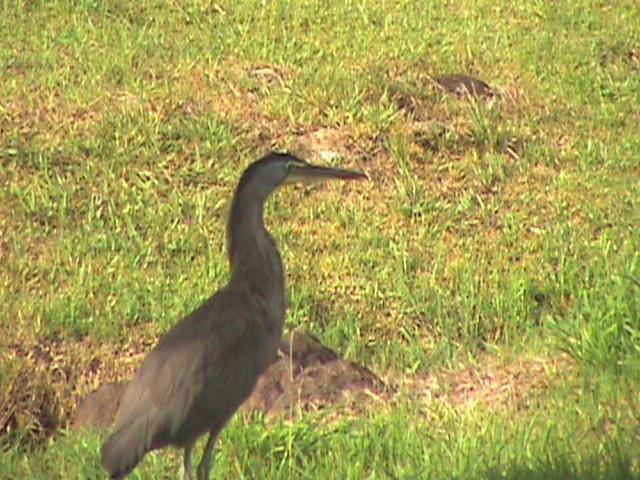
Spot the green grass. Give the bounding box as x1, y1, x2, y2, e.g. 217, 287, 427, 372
1, 0, 639, 478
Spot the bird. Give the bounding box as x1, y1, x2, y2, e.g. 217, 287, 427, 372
100, 152, 367, 480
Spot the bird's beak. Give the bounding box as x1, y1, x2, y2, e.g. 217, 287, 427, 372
288, 163, 368, 184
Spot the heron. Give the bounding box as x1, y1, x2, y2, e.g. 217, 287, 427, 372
100, 152, 367, 480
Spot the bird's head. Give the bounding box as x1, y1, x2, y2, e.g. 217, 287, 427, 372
238, 152, 367, 198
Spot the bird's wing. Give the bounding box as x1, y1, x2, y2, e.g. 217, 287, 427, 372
113, 289, 252, 442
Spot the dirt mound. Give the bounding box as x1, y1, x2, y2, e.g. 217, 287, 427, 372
244, 331, 387, 417
71, 331, 387, 431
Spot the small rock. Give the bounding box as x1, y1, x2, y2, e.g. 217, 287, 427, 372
434, 74, 493, 98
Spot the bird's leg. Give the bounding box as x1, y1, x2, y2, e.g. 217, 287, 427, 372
196, 431, 220, 480
183, 441, 196, 480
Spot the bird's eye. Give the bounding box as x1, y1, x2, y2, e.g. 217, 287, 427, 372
286, 160, 304, 171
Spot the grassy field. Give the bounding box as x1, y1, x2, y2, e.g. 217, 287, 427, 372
1, 0, 639, 478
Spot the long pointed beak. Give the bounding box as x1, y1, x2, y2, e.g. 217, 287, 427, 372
291, 164, 368, 183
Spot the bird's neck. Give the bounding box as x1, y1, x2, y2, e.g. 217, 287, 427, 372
226, 183, 285, 300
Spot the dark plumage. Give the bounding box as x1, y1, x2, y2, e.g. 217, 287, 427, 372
101, 152, 366, 480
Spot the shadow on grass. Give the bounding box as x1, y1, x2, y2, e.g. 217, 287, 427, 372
483, 452, 637, 480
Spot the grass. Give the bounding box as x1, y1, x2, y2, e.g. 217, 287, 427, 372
1, 0, 639, 478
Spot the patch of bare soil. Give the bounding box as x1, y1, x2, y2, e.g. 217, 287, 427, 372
291, 127, 386, 165
409, 354, 574, 410
293, 128, 354, 163
209, 60, 293, 151
288, 127, 388, 189
0, 328, 155, 448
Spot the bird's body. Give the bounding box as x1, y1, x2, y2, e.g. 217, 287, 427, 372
101, 153, 366, 480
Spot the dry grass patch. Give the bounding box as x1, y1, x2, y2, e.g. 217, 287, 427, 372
0, 328, 156, 448
408, 353, 574, 411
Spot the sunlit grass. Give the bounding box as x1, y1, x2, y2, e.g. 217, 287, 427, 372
1, 0, 639, 478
